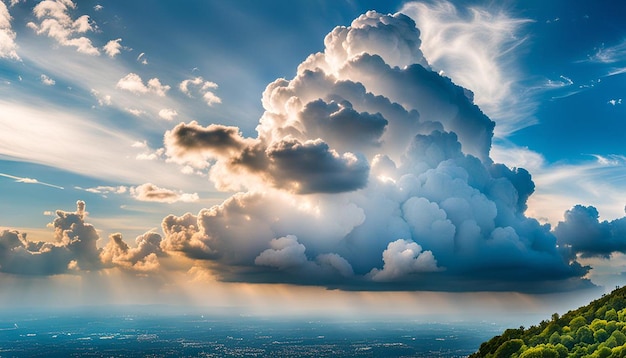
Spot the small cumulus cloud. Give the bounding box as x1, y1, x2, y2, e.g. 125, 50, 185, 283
0, 1, 20, 60
130, 183, 199, 204
26, 0, 100, 55
158, 108, 178, 121
608, 99, 622, 106
116, 73, 170, 96
103, 38, 122, 58
367, 239, 442, 282
40, 74, 55, 86
93, 4, 103, 11
179, 77, 221, 106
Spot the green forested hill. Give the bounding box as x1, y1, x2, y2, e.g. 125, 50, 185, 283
470, 287, 626, 358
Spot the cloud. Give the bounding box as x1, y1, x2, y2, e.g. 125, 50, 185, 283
100, 232, 163, 272
179, 77, 221, 106
90, 89, 111, 106
588, 40, 626, 64
555, 205, 626, 258
76, 185, 127, 196
0, 1, 19, 60
608, 99, 622, 106
367, 239, 442, 282
1, 9, 598, 293
154, 10, 587, 292
158, 108, 178, 121
26, 0, 100, 55
130, 183, 199, 203
0, 201, 170, 275
0, 201, 100, 275
40, 74, 55, 85
103, 38, 122, 58
400, 1, 533, 136
137, 52, 147, 65
116, 73, 170, 96
0, 172, 64, 189
164, 121, 369, 193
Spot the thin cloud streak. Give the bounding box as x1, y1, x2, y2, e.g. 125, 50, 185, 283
0, 172, 64, 189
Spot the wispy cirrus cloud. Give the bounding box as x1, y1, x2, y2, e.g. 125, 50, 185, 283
0, 172, 64, 189
401, 1, 533, 136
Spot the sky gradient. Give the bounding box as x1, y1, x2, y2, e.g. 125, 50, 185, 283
1, 0, 626, 318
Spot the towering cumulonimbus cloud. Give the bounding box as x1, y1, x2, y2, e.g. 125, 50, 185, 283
160, 11, 588, 292
0, 10, 598, 292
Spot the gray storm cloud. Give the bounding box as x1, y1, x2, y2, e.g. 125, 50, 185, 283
0, 10, 604, 292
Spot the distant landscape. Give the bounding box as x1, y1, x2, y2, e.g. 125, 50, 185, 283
0, 309, 508, 357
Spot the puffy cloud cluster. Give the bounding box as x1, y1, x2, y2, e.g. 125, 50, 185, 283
555, 205, 626, 258
0, 1, 19, 60
26, 0, 99, 55
0, 201, 99, 274
156, 11, 587, 291
116, 73, 170, 96
179, 77, 221, 106
0, 201, 166, 275
101, 232, 163, 272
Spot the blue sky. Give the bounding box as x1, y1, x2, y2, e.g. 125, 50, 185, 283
1, 0, 626, 316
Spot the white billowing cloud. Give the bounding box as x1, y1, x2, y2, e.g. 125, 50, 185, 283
254, 235, 355, 280
608, 99, 622, 106
103, 38, 122, 58
131, 183, 199, 203
93, 4, 103, 11
116, 73, 170, 96
27, 0, 100, 55
368, 239, 442, 281
179, 77, 221, 106
157, 10, 587, 292
0, 1, 19, 60
255, 235, 308, 269
0, 201, 169, 275
0, 9, 598, 293
40, 74, 55, 85
401, 1, 533, 136
101, 232, 163, 272
158, 108, 178, 120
